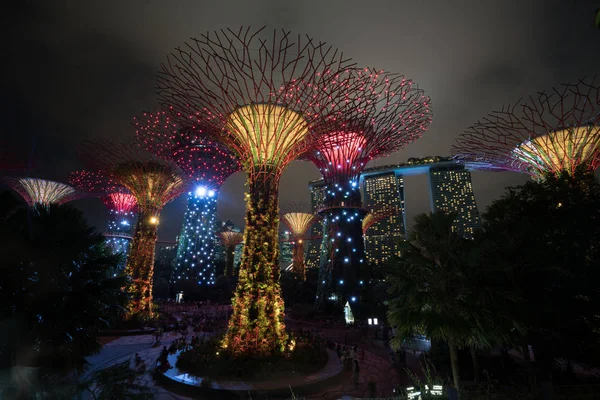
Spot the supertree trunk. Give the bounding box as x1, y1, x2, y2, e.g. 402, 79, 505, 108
316, 205, 366, 311
291, 240, 306, 280
127, 210, 159, 316
223, 171, 287, 357
173, 191, 218, 287
225, 245, 236, 277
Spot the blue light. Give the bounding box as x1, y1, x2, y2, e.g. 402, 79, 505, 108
120, 220, 129, 226
208, 189, 215, 197
339, 280, 344, 284
195, 186, 207, 197
351, 296, 356, 302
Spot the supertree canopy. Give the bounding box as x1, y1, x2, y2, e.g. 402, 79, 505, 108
134, 110, 240, 289
281, 212, 318, 281
157, 26, 364, 356
453, 76, 600, 180
217, 231, 244, 278
69, 170, 138, 268
79, 138, 186, 316
2, 177, 85, 208
305, 68, 432, 311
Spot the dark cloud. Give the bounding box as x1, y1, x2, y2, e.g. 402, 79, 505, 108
1, 0, 599, 239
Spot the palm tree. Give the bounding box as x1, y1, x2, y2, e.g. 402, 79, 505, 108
387, 211, 512, 395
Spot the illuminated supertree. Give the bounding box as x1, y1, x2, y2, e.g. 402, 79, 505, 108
281, 211, 318, 281
305, 68, 431, 310
217, 231, 244, 277
79, 138, 186, 316
69, 170, 138, 268
2, 177, 85, 208
362, 208, 393, 235
134, 111, 239, 289
157, 26, 364, 356
453, 76, 600, 180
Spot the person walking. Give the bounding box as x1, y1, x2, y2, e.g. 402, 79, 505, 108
352, 359, 360, 387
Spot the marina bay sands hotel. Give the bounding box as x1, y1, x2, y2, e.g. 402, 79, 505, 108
306, 156, 482, 268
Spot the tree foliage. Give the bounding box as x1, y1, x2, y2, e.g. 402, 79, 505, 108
0, 191, 129, 374
481, 169, 600, 369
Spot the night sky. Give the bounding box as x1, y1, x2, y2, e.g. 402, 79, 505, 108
1, 1, 599, 241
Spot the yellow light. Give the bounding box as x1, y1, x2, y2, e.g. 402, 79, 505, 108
226, 104, 309, 167
149, 216, 159, 225
282, 212, 316, 236
513, 125, 600, 176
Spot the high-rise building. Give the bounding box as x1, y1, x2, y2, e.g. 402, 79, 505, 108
279, 230, 293, 270
362, 171, 407, 264
306, 179, 327, 269
428, 164, 481, 238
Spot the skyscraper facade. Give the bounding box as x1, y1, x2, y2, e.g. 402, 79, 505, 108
428, 164, 481, 238
306, 179, 327, 269
362, 171, 407, 264
279, 230, 293, 270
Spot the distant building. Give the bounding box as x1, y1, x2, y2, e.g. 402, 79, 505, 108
362, 171, 407, 264
305, 180, 327, 269
307, 156, 483, 268
279, 230, 293, 270
428, 164, 480, 238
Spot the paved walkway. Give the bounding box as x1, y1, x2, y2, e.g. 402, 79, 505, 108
85, 318, 406, 399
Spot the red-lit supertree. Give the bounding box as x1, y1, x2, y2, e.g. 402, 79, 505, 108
134, 110, 239, 289
69, 170, 138, 267
79, 138, 187, 316
217, 231, 244, 278
156, 26, 366, 356
304, 68, 432, 310
2, 177, 85, 208
281, 203, 319, 281
452, 76, 600, 180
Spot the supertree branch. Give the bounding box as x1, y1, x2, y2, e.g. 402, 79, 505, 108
281, 212, 318, 280
453, 76, 600, 179
134, 110, 240, 287
2, 177, 85, 208
79, 137, 187, 316
306, 68, 432, 207
157, 26, 362, 357
133, 110, 239, 186
157, 26, 361, 182
69, 170, 137, 215
218, 231, 244, 277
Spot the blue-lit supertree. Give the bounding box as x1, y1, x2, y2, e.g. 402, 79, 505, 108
304, 68, 432, 312
134, 111, 239, 289
70, 170, 138, 271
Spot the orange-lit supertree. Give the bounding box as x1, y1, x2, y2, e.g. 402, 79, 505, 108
217, 231, 244, 277
134, 111, 239, 289
362, 207, 393, 235
281, 204, 318, 281
69, 170, 138, 268
157, 26, 364, 356
452, 76, 600, 180
79, 138, 186, 316
304, 68, 432, 309
2, 177, 85, 209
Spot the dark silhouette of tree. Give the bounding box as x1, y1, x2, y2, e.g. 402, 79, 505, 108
0, 191, 128, 381
387, 211, 518, 396
481, 168, 600, 382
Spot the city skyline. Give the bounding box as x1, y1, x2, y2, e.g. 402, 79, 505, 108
2, 1, 599, 241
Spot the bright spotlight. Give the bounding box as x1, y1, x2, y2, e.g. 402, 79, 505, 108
195, 186, 207, 197
208, 189, 215, 197
149, 216, 159, 225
